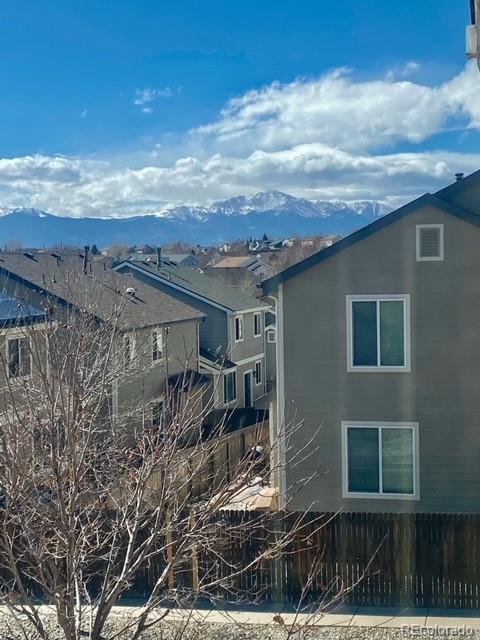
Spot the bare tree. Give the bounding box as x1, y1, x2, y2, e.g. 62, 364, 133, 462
0, 274, 329, 640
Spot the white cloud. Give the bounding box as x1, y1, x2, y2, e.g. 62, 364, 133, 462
2, 64, 480, 216
134, 87, 179, 113
193, 64, 480, 154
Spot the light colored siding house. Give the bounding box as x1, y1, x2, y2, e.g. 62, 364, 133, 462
262, 170, 480, 514
113, 260, 270, 410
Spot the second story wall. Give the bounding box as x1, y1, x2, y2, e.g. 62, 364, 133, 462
117, 265, 229, 355
279, 203, 480, 513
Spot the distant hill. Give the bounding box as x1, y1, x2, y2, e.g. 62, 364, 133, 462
0, 192, 392, 247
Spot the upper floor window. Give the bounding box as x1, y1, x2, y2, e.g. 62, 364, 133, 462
416, 224, 444, 261
254, 360, 262, 386
152, 328, 163, 362
253, 312, 262, 337
123, 334, 135, 369
347, 295, 410, 372
342, 422, 418, 499
234, 316, 243, 342
223, 370, 237, 404
267, 329, 276, 343
7, 337, 31, 378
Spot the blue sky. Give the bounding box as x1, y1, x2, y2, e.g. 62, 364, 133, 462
0, 0, 479, 217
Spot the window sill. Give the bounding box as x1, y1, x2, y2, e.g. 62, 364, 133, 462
347, 366, 411, 373
343, 491, 419, 501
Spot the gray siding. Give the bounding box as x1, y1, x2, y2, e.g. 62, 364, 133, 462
117, 266, 228, 354
281, 203, 480, 513
117, 318, 199, 417
229, 311, 265, 361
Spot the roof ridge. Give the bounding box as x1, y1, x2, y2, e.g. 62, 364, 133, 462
261, 190, 480, 294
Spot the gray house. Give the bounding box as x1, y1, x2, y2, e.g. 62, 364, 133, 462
0, 252, 204, 437
114, 260, 270, 410
262, 170, 480, 514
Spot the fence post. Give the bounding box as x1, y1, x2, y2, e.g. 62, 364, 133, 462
271, 512, 286, 604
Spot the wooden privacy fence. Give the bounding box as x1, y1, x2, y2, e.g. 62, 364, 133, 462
132, 511, 480, 609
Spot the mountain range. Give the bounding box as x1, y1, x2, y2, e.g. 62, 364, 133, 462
0, 191, 392, 248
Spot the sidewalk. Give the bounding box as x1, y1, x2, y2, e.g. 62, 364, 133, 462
106, 604, 480, 630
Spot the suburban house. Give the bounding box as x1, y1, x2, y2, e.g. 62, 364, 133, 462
212, 255, 274, 281
0, 292, 46, 392
262, 170, 480, 514
113, 259, 271, 411
0, 251, 206, 437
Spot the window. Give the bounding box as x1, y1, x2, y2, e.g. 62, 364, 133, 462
234, 316, 243, 342
342, 422, 418, 499
223, 370, 237, 404
152, 400, 165, 430
416, 224, 444, 261
347, 295, 410, 371
7, 337, 31, 378
123, 334, 135, 369
267, 330, 276, 343
254, 360, 262, 386
152, 328, 163, 362
253, 312, 262, 337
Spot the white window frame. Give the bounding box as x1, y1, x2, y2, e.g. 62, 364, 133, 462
151, 398, 165, 429
123, 333, 136, 369
416, 224, 444, 262
152, 327, 164, 363
6, 335, 32, 379
234, 315, 244, 343
254, 360, 262, 386
223, 370, 237, 405
253, 312, 262, 337
266, 329, 276, 343
341, 421, 419, 500
346, 294, 411, 373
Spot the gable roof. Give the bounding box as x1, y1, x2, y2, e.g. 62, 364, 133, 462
261, 187, 480, 295
0, 252, 203, 330
115, 260, 268, 313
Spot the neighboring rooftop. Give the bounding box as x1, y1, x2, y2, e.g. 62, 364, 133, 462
0, 252, 204, 329
0, 293, 46, 328
212, 256, 258, 269
116, 260, 268, 312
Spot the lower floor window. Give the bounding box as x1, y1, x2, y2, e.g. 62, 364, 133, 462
343, 422, 417, 497
223, 370, 237, 404
8, 337, 31, 378
152, 400, 165, 430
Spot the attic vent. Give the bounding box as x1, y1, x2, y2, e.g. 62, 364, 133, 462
23, 252, 36, 261
125, 287, 136, 296
416, 224, 444, 261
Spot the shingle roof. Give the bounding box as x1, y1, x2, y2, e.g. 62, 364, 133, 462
213, 256, 258, 268
0, 293, 45, 327
261, 183, 480, 295
117, 260, 268, 312
0, 252, 204, 330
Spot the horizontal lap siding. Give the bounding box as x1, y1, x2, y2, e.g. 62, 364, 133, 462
282, 205, 480, 513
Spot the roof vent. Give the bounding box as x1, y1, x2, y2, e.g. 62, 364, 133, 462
455, 172, 464, 182
125, 287, 136, 296
23, 252, 36, 260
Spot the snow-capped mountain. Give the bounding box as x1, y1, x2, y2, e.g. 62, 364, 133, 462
0, 191, 392, 247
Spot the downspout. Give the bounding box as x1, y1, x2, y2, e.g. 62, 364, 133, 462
264, 288, 286, 509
